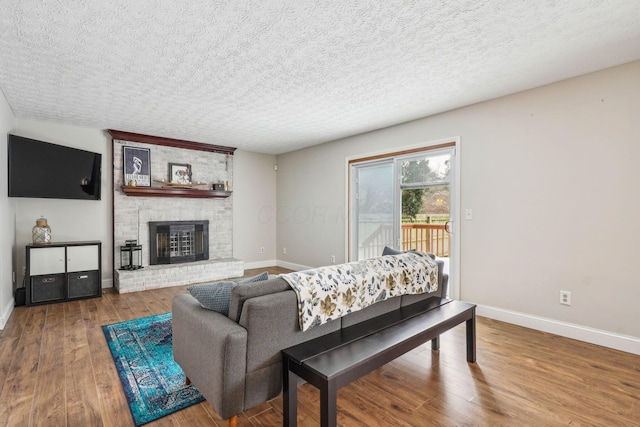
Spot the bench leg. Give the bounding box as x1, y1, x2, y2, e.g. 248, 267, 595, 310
228, 415, 238, 427
466, 308, 476, 362
431, 335, 440, 350
283, 357, 298, 427
320, 380, 338, 427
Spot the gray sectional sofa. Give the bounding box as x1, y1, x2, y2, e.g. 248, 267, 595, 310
172, 257, 449, 423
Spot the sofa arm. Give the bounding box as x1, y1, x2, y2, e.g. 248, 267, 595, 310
441, 273, 449, 298
172, 294, 248, 419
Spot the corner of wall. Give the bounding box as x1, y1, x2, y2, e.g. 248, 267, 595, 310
0, 294, 14, 330
0, 84, 17, 330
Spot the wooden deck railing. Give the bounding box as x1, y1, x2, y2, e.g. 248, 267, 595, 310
401, 224, 449, 256
359, 223, 449, 259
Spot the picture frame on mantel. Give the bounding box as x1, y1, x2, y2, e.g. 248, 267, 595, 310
169, 163, 192, 185
123, 146, 151, 187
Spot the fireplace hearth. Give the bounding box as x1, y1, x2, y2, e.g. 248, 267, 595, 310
149, 220, 209, 265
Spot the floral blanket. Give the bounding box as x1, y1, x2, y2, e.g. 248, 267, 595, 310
280, 252, 438, 331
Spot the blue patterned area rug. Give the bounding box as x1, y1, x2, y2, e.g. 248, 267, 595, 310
102, 312, 205, 426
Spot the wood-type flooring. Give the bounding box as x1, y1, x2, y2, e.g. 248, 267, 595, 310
1, 267, 638, 426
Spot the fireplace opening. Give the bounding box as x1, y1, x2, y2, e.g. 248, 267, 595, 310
149, 220, 209, 265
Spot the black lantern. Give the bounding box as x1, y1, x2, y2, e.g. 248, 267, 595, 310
120, 239, 143, 270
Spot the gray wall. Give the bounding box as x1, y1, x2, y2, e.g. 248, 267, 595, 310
232, 150, 277, 268
275, 61, 640, 343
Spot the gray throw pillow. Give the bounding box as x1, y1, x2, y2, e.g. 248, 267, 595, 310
187, 272, 269, 315
381, 246, 434, 259
382, 246, 404, 256
187, 281, 237, 315
237, 271, 269, 284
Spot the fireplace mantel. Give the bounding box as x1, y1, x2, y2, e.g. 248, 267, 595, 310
121, 185, 232, 199
108, 129, 236, 155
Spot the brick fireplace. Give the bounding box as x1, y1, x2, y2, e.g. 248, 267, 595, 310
111, 131, 243, 293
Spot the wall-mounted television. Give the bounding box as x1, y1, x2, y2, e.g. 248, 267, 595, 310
7, 134, 102, 200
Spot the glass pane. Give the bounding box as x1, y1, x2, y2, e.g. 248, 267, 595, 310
401, 184, 450, 256
400, 152, 451, 258
355, 162, 394, 260
400, 154, 450, 188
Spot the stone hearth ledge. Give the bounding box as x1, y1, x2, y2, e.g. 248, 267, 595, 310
114, 258, 244, 293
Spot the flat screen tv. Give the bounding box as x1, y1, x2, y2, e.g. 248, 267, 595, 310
8, 134, 102, 200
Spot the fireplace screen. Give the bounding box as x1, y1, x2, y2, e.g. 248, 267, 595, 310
149, 220, 209, 264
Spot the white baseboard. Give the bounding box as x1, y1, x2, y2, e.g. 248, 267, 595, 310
477, 304, 640, 356
101, 278, 113, 288
0, 298, 14, 330
244, 260, 279, 270
276, 260, 313, 272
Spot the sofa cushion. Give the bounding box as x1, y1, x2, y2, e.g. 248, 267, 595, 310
187, 281, 238, 315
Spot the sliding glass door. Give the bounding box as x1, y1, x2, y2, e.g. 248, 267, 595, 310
349, 146, 455, 264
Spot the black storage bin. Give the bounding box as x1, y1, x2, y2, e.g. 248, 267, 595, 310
68, 270, 101, 299
31, 274, 66, 303
14, 287, 26, 306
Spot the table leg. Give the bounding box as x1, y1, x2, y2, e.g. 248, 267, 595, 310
466, 308, 476, 363
282, 357, 298, 426
320, 380, 338, 427
431, 335, 440, 350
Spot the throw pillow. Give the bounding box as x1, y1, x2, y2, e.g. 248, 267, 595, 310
237, 271, 269, 284
382, 246, 404, 256
187, 281, 237, 315
381, 246, 434, 259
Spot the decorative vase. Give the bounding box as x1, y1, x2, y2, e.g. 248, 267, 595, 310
32, 217, 52, 244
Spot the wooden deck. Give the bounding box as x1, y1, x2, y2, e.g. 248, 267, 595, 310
1, 266, 639, 426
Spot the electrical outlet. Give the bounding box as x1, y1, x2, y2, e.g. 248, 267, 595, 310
282, 247, 287, 255
560, 290, 571, 306
22, 266, 26, 276
259, 247, 265, 254
330, 255, 336, 264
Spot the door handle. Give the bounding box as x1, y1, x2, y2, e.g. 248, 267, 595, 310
445, 220, 452, 234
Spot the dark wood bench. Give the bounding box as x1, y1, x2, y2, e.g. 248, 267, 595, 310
281, 298, 476, 427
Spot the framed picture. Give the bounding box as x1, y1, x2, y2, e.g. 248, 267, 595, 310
123, 146, 151, 187
169, 163, 192, 184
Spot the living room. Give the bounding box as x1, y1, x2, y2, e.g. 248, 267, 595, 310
4, 59, 640, 355
1, 2, 640, 426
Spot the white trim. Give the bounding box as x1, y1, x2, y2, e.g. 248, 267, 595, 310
276, 260, 313, 272
450, 136, 461, 301
0, 298, 14, 330
344, 160, 350, 262
244, 259, 279, 270
477, 304, 640, 355
343, 136, 459, 163
101, 278, 113, 288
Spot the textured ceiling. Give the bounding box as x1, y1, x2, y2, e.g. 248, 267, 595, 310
1, 1, 639, 154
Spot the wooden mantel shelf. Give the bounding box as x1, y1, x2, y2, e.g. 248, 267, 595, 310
121, 186, 232, 199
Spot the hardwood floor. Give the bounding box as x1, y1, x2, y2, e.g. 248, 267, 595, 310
1, 267, 639, 426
